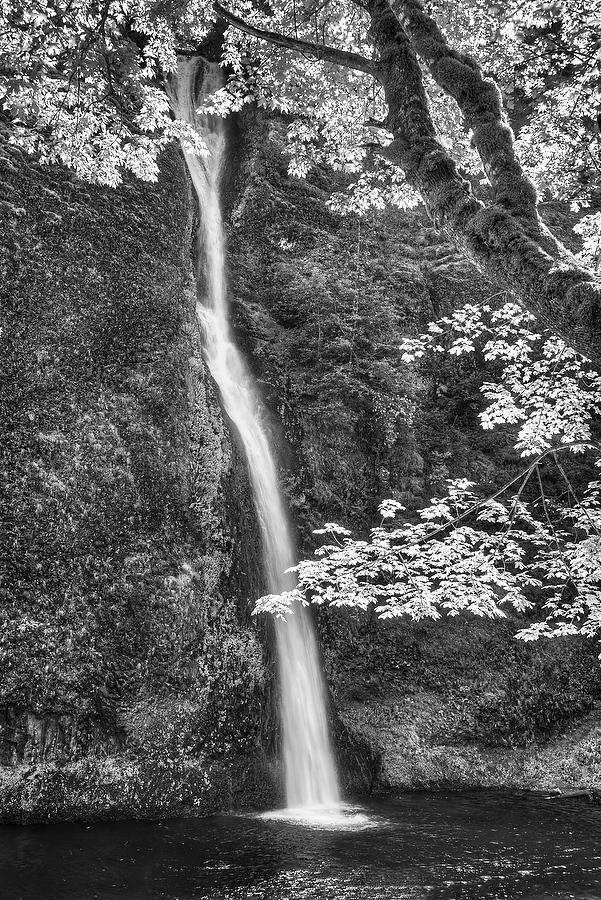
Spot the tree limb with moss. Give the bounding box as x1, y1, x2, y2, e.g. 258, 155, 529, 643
213, 0, 601, 363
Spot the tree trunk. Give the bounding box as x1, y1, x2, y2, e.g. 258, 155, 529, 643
394, 0, 538, 222
366, 0, 601, 364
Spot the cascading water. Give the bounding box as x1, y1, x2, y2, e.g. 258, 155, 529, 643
170, 58, 340, 809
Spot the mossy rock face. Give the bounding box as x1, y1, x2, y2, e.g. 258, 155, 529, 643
226, 112, 601, 796
2, 108, 601, 821
0, 134, 275, 821
0, 754, 278, 824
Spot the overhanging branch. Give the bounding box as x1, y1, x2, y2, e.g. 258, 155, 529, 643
408, 440, 601, 549
394, 0, 539, 221
213, 2, 376, 76
363, 0, 601, 363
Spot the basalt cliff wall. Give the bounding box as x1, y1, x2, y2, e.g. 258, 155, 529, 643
0, 130, 276, 822
1, 107, 600, 822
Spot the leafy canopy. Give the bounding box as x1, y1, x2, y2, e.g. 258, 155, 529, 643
2, 0, 601, 232
3, 0, 601, 642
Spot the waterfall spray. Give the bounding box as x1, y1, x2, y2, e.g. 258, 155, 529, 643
170, 57, 340, 809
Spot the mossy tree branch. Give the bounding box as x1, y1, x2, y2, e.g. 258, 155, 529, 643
365, 0, 601, 362
214, 0, 601, 364
213, 2, 376, 75
393, 0, 539, 222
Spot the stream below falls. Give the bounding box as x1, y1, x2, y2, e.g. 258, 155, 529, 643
1, 791, 600, 899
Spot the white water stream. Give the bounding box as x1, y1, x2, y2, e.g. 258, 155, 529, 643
170, 58, 340, 809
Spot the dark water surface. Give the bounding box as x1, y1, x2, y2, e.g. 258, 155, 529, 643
1, 791, 600, 899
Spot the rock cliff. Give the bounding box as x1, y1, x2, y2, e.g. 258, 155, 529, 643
0, 131, 276, 822
226, 111, 601, 798
1, 105, 600, 823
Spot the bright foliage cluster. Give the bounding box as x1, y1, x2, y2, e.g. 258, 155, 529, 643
257, 299, 601, 646
2, 0, 601, 219
0, 0, 211, 183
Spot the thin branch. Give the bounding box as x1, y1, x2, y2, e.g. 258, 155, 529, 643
304, 0, 335, 18
406, 441, 601, 549
552, 450, 601, 537
364, 116, 388, 128
535, 462, 573, 583
213, 2, 376, 76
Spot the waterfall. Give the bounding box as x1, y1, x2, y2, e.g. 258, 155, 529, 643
169, 58, 340, 809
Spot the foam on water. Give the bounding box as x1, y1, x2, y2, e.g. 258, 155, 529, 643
258, 802, 381, 831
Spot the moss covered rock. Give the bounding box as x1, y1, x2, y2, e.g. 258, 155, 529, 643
2, 107, 600, 822
0, 132, 276, 822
